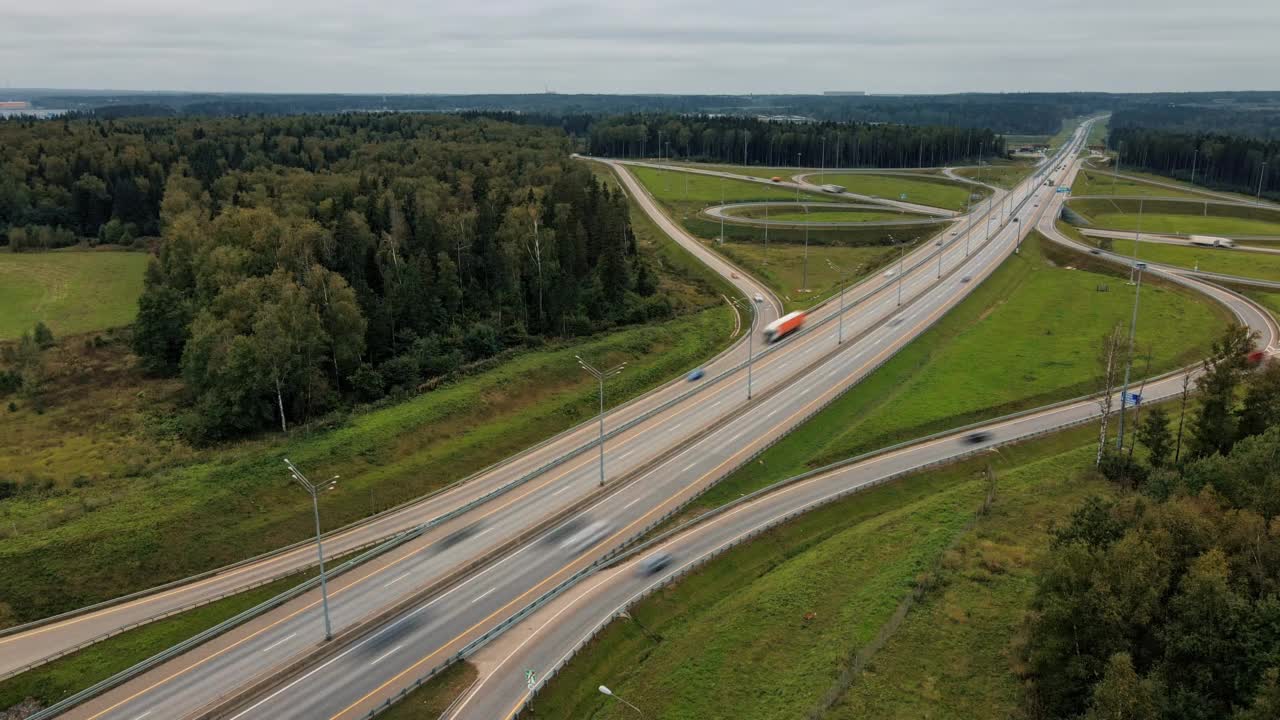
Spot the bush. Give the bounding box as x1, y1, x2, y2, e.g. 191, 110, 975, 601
33, 321, 55, 349
380, 354, 421, 392
350, 364, 385, 402
463, 323, 502, 361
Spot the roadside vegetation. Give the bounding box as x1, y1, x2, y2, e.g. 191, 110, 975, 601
725, 206, 924, 223
1086, 237, 1280, 282
815, 172, 986, 211
674, 231, 1225, 521
0, 251, 147, 340
521, 426, 1104, 719
0, 156, 741, 627
1068, 197, 1280, 237
376, 661, 478, 720
951, 161, 1036, 190
1072, 167, 1209, 199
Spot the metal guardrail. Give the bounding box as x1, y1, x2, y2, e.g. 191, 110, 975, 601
19, 137, 1088, 719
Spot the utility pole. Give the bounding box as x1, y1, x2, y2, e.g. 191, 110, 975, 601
802, 204, 810, 292
1258, 161, 1268, 207
1115, 262, 1147, 450
598, 686, 643, 716
576, 356, 625, 486
827, 259, 847, 343
719, 177, 725, 244
729, 297, 756, 399
1190, 148, 1198, 186
1130, 198, 1144, 284
820, 135, 826, 185
890, 233, 904, 307
284, 459, 338, 642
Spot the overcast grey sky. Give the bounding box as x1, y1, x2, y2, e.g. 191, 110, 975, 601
3, 0, 1278, 94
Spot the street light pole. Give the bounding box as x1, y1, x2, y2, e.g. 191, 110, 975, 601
599, 686, 643, 716
1258, 161, 1268, 207
802, 204, 809, 292
576, 356, 625, 486
889, 234, 904, 307
730, 297, 756, 399
719, 177, 725, 244
1115, 262, 1147, 450
827, 259, 847, 344
284, 459, 338, 642
1130, 198, 1144, 284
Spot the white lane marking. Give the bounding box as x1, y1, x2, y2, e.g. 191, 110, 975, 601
474, 527, 493, 538
371, 644, 403, 666
384, 573, 411, 588
622, 496, 643, 510
551, 485, 572, 497
227, 572, 471, 719
618, 448, 637, 460
681, 460, 699, 472
133, 712, 152, 720
473, 586, 498, 603
260, 632, 297, 653
667, 422, 684, 432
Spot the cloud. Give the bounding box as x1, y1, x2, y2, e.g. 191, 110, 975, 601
2, 0, 1277, 93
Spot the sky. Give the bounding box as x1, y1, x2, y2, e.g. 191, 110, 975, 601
3, 0, 1279, 94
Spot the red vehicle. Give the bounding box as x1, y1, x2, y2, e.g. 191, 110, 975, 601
763, 311, 806, 343
1247, 349, 1266, 365
771, 176, 783, 183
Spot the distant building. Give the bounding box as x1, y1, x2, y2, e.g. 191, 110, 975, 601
823, 91, 865, 96
0, 100, 31, 109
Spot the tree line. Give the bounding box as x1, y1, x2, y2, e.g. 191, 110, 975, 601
586, 114, 1006, 169
1108, 124, 1279, 201
1110, 106, 1280, 142
1025, 325, 1280, 718
1, 113, 662, 441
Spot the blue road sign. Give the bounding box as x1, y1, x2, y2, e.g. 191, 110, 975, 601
1056, 186, 1071, 193
1126, 392, 1142, 405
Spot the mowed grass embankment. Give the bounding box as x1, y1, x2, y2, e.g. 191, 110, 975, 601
1068, 197, 1280, 237
629, 165, 835, 220
951, 162, 1035, 190
1087, 237, 1280, 283
730, 207, 923, 223
0, 251, 148, 340
521, 425, 1106, 720
817, 172, 987, 211
716, 241, 914, 311
0, 181, 740, 625
678, 231, 1225, 519
1072, 168, 1208, 200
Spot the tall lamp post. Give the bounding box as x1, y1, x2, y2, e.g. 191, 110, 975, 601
576, 356, 626, 486
889, 233, 904, 307
826, 259, 848, 344
1115, 262, 1148, 450
729, 297, 757, 399
801, 204, 810, 292
284, 459, 338, 641
599, 686, 643, 716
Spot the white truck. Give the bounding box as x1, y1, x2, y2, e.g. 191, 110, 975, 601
1189, 235, 1235, 248
820, 184, 845, 194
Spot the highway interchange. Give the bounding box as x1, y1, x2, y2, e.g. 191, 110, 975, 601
15, 117, 1279, 720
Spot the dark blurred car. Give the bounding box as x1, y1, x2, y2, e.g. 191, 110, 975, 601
687, 368, 705, 382
963, 431, 992, 445
637, 552, 673, 576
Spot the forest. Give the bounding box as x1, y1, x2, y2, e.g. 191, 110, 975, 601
0, 113, 660, 441
586, 114, 1006, 168
1026, 326, 1280, 719
1107, 123, 1279, 200
1110, 105, 1280, 141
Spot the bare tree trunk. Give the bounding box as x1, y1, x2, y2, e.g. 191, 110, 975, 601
275, 374, 288, 434
1125, 344, 1156, 475
1096, 324, 1126, 467
1174, 371, 1192, 464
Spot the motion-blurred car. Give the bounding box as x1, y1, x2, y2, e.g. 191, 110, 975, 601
963, 431, 992, 445
960, 275, 972, 283
687, 368, 705, 382
753, 293, 764, 303
560, 520, 613, 554
771, 176, 782, 183
637, 552, 674, 576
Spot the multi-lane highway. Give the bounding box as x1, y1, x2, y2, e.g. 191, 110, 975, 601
41, 124, 1093, 720
443, 132, 1280, 720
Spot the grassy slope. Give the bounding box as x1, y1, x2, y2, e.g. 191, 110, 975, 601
1245, 291, 1280, 318
0, 569, 309, 711
827, 437, 1112, 719
1086, 237, 1280, 282
0, 173, 739, 625
952, 163, 1034, 190
740, 208, 922, 223
1082, 211, 1280, 237
522, 426, 1103, 720
1072, 168, 1207, 200
0, 251, 148, 340
377, 661, 478, 720
817, 173, 986, 212
680, 231, 1224, 519
716, 241, 912, 311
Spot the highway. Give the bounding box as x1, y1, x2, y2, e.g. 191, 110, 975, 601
442, 133, 1280, 720
47, 124, 1090, 717
42, 125, 1091, 720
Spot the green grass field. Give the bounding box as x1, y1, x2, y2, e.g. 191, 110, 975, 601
716, 241, 914, 310
727, 207, 923, 224
522, 426, 1105, 720
676, 231, 1224, 520
1072, 169, 1210, 200
1079, 210, 1280, 237
951, 163, 1035, 190
670, 164, 801, 180
0, 251, 148, 340
0, 177, 743, 625
1245, 291, 1280, 318
818, 173, 988, 211
630, 166, 833, 217
1082, 163, 1280, 207
826, 434, 1112, 719
1087, 237, 1280, 282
